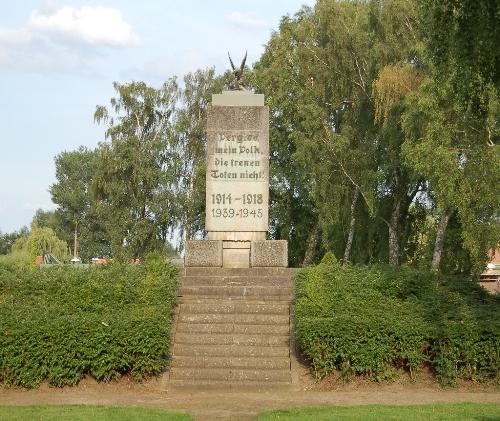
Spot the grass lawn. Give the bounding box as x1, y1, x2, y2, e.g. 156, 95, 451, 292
257, 403, 500, 420
0, 405, 192, 421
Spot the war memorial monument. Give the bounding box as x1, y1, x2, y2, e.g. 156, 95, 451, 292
185, 54, 288, 268
169, 55, 295, 389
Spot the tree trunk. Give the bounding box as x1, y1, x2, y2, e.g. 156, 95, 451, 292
343, 186, 360, 263
302, 222, 320, 266
73, 220, 78, 259
388, 195, 402, 266
431, 208, 453, 272
183, 165, 196, 247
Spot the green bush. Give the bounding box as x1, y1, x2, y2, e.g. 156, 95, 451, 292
294, 253, 500, 386
0, 253, 178, 388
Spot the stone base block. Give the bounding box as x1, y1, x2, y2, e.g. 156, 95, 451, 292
251, 240, 288, 267
223, 241, 250, 249
223, 248, 250, 268
208, 232, 266, 241
185, 240, 222, 267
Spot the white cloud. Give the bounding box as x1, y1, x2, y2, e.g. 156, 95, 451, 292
0, 28, 32, 45
27, 6, 140, 46
0, 5, 140, 74
224, 12, 269, 30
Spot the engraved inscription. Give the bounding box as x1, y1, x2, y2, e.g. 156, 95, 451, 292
206, 124, 269, 232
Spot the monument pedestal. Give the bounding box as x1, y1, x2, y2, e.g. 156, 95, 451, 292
185, 239, 288, 268
185, 90, 287, 268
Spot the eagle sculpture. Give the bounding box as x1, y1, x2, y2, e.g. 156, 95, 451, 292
228, 51, 247, 91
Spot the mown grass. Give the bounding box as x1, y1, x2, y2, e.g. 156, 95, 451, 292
257, 403, 500, 420
0, 405, 192, 421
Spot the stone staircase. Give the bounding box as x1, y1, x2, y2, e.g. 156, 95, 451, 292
167, 267, 297, 390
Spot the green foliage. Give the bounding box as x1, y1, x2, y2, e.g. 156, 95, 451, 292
0, 227, 28, 255
0, 223, 70, 267
50, 147, 111, 261
402, 77, 500, 271
0, 249, 31, 268
418, 0, 500, 117
294, 258, 499, 385
9, 222, 71, 264
33, 0, 497, 272
173, 68, 228, 246
254, 0, 425, 266
93, 80, 180, 260
0, 254, 178, 388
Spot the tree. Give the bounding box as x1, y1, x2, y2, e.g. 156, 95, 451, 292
402, 77, 500, 272
252, 6, 326, 266
10, 220, 70, 263
93, 80, 179, 260
372, 61, 425, 265
417, 0, 500, 118
254, 0, 422, 266
50, 147, 110, 261
174, 68, 227, 246
0, 227, 29, 255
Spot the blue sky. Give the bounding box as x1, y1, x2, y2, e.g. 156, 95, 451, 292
0, 0, 314, 233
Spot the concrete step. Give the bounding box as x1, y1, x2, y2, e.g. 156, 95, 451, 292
182, 276, 294, 287
170, 266, 296, 391
169, 367, 292, 382
183, 268, 299, 277
174, 333, 289, 346
168, 379, 293, 391
171, 356, 290, 370
178, 302, 289, 315
173, 344, 289, 357
177, 313, 289, 325
175, 322, 290, 335
179, 285, 293, 299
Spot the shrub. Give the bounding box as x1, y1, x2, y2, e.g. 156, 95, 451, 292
0, 253, 178, 388
294, 254, 500, 385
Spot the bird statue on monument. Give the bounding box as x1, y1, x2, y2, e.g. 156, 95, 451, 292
228, 51, 247, 91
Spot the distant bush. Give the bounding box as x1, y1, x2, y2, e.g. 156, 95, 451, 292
294, 253, 500, 386
0, 249, 31, 268
0, 253, 178, 388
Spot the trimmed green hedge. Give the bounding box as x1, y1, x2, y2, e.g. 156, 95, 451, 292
294, 254, 500, 386
0, 254, 178, 388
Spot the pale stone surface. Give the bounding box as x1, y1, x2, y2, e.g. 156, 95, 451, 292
208, 232, 266, 241
251, 240, 288, 268
212, 91, 264, 106
223, 241, 250, 249
206, 91, 269, 236
185, 240, 222, 267
223, 248, 250, 268
188, 91, 289, 269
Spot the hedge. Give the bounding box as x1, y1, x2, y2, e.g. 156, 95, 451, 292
0, 253, 178, 388
294, 253, 500, 386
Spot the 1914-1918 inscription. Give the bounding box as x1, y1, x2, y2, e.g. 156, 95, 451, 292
206, 106, 269, 232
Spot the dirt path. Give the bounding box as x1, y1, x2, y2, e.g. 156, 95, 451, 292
1, 372, 499, 421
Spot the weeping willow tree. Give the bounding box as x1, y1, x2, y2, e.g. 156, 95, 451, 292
7, 221, 70, 264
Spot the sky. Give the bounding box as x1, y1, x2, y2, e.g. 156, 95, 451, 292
0, 0, 314, 233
